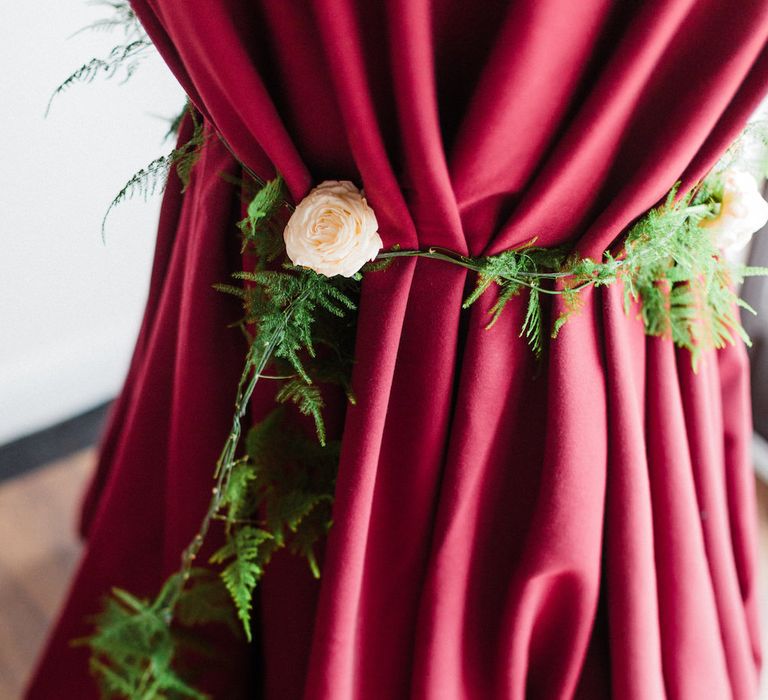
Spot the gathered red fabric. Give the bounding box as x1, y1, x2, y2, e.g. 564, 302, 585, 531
27, 2, 768, 698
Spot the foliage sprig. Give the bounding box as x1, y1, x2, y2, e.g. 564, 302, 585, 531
82, 176, 356, 697
377, 178, 765, 366
101, 103, 207, 239
46, 2, 151, 116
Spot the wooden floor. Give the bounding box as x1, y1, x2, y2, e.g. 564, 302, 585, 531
0, 451, 767, 699
0, 449, 93, 699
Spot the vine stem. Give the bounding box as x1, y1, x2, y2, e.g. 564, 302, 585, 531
375, 247, 627, 295
375, 198, 706, 281
158, 290, 308, 619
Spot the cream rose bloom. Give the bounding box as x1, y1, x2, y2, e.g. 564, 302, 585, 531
283, 180, 382, 277
700, 170, 768, 252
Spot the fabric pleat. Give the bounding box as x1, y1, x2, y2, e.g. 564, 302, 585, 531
27, 1, 768, 698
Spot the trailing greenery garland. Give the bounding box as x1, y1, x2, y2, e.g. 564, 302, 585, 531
52, 4, 768, 697
377, 181, 768, 366
77, 176, 360, 697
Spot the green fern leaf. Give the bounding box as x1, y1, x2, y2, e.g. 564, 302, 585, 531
266, 491, 331, 546
101, 106, 206, 238
221, 459, 257, 521
210, 526, 273, 641
89, 658, 137, 698
518, 286, 543, 357
46, 39, 152, 116
176, 573, 240, 635
275, 378, 326, 445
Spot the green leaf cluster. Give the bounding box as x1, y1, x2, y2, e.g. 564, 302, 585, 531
235, 175, 288, 262
619, 186, 757, 367
208, 526, 271, 643
46, 2, 151, 116
462, 243, 571, 357
48, 1, 205, 241
80, 571, 236, 699
217, 186, 358, 443
210, 409, 338, 640
456, 179, 764, 365
208, 178, 355, 640
83, 176, 353, 697
101, 104, 207, 238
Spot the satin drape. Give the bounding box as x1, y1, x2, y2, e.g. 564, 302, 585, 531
29, 2, 768, 698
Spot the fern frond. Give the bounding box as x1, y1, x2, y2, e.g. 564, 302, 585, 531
101, 107, 206, 238
244, 408, 285, 461
289, 502, 334, 579
70, 1, 143, 38
241, 411, 338, 580
232, 174, 288, 262
175, 573, 240, 635
276, 378, 326, 445
241, 176, 285, 233
220, 459, 257, 522
614, 184, 759, 367
46, 39, 152, 116
102, 152, 173, 219
89, 658, 137, 698
233, 264, 357, 384
80, 585, 202, 699
265, 491, 330, 546
463, 271, 500, 309
518, 287, 543, 357
166, 105, 188, 141
551, 288, 585, 339
485, 280, 523, 329
209, 526, 273, 641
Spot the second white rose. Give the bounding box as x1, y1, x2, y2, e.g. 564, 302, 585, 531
283, 180, 383, 277
700, 170, 768, 252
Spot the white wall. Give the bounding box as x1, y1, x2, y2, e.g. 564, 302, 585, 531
0, 1, 185, 444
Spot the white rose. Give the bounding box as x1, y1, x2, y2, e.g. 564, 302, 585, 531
700, 170, 768, 252
283, 180, 382, 277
